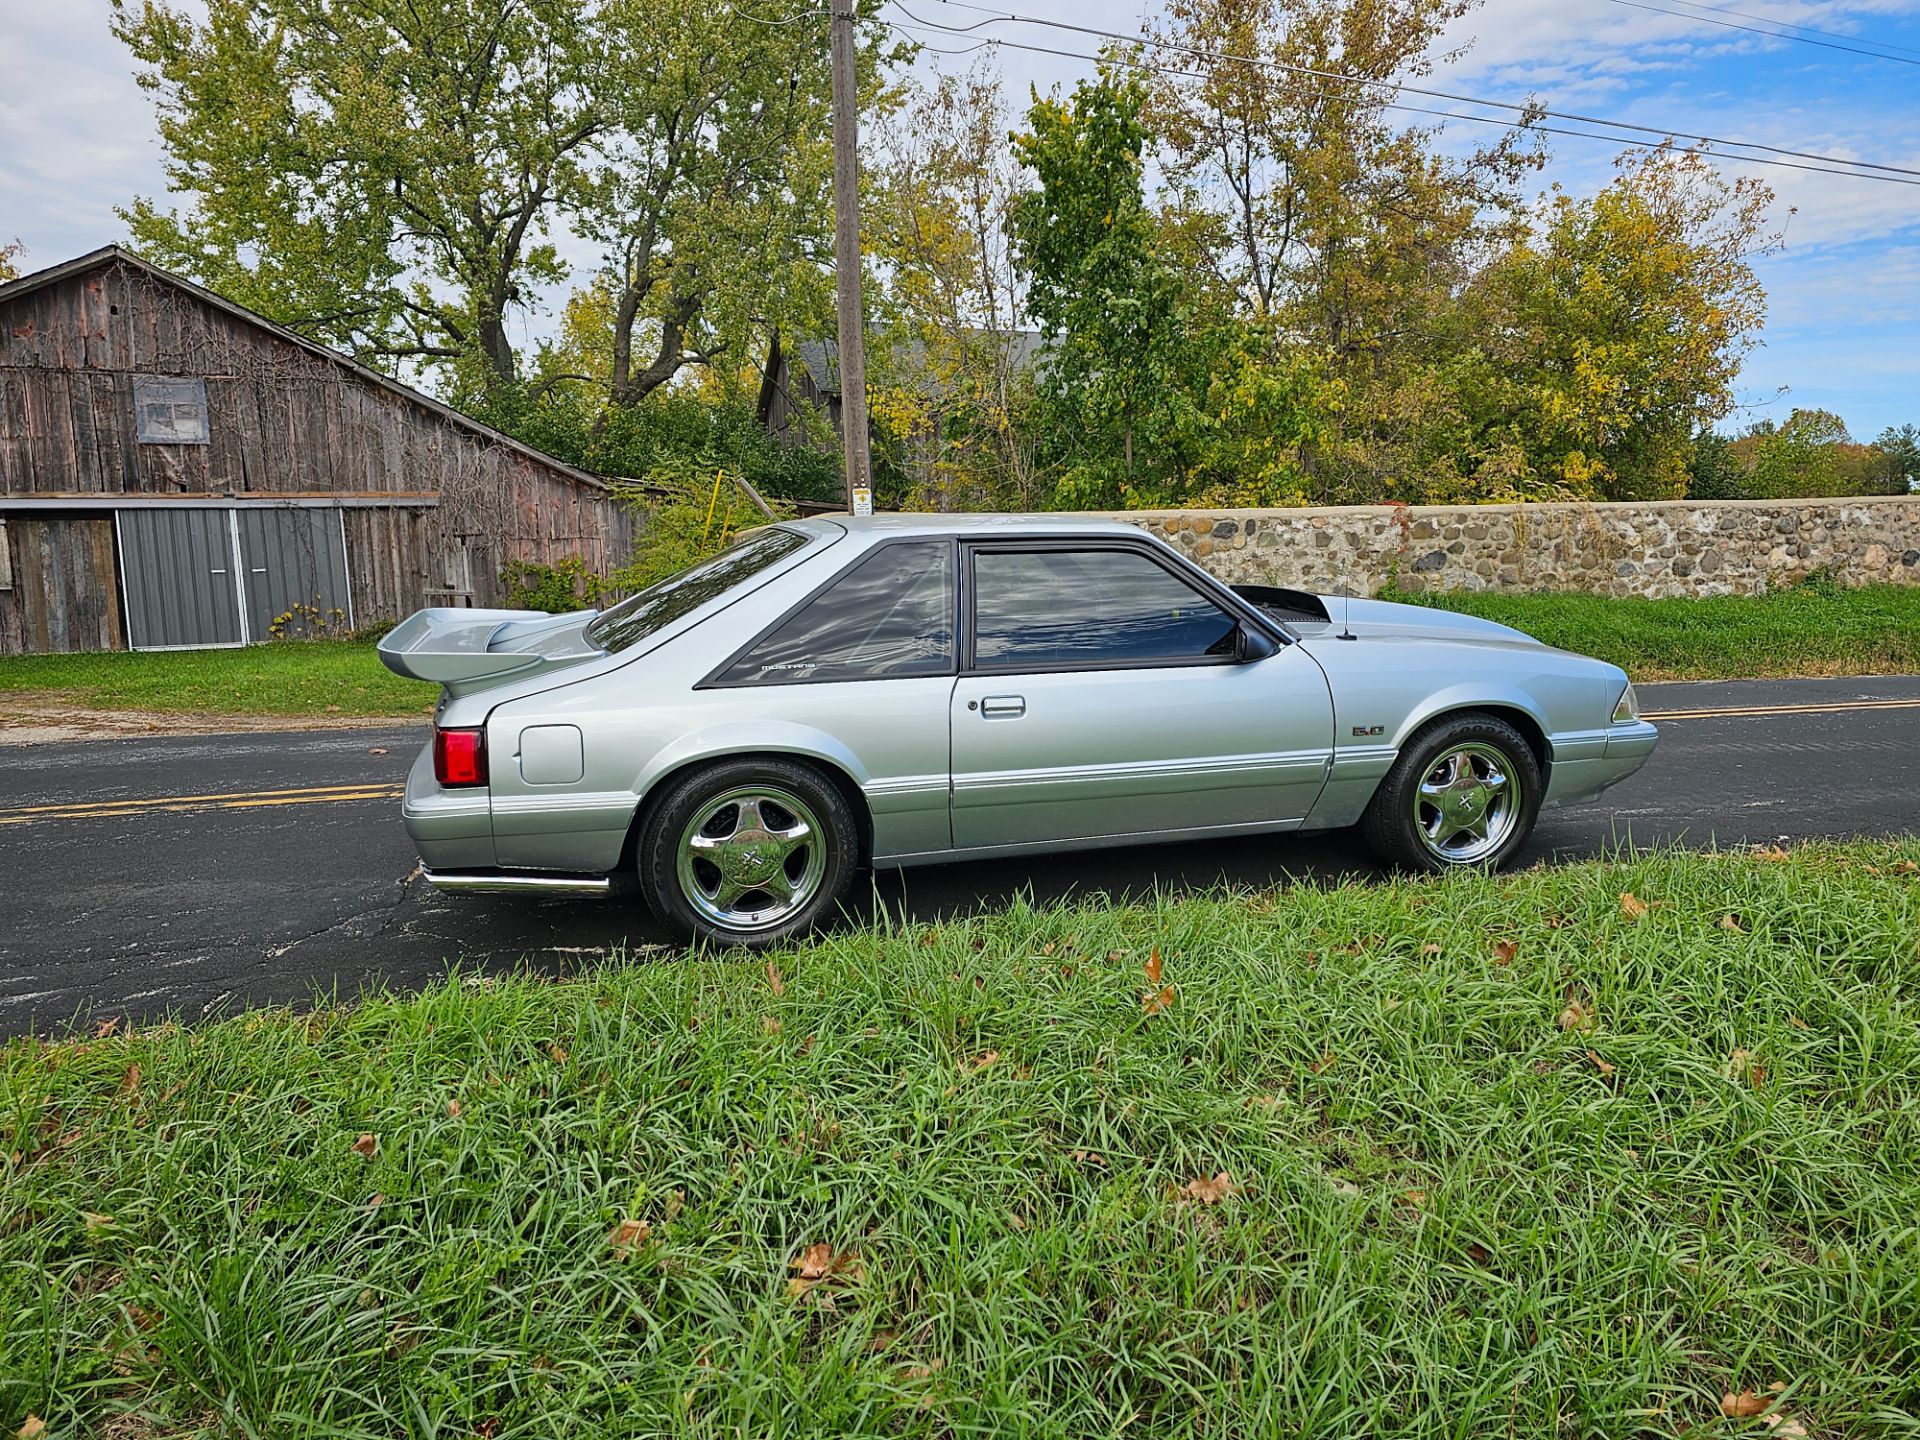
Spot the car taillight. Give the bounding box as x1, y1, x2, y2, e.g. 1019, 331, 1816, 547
433, 727, 488, 787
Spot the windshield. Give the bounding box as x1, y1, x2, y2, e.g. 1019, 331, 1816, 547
585, 527, 812, 655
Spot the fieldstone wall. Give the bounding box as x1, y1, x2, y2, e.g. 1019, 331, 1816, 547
1114, 496, 1920, 598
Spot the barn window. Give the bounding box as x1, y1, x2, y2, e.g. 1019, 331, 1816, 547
133, 376, 210, 445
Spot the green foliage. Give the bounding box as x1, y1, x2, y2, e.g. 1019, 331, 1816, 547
472, 385, 841, 506
265, 600, 351, 641
500, 556, 606, 614
1453, 150, 1775, 500
112, 0, 597, 386
608, 465, 797, 594
6, 844, 1920, 1434
1687, 410, 1914, 500
1010, 76, 1327, 508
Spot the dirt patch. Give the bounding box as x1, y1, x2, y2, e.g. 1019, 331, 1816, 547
0, 692, 425, 744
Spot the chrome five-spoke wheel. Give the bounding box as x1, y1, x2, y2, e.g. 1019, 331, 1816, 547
675, 786, 827, 933
1411, 742, 1517, 864
1360, 713, 1541, 874
643, 757, 858, 946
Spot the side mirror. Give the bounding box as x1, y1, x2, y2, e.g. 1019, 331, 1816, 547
1235, 623, 1280, 664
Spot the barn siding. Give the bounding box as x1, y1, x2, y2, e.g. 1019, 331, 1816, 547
0, 252, 636, 651
0, 516, 123, 652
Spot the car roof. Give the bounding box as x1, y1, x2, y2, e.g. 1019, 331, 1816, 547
779, 512, 1151, 542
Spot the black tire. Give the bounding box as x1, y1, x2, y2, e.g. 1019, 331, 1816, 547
638, 756, 860, 948
1360, 712, 1542, 873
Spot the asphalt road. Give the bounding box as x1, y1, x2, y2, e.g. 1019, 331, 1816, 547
3, 674, 1918, 1038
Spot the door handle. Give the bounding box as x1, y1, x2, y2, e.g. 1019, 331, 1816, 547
980, 695, 1026, 718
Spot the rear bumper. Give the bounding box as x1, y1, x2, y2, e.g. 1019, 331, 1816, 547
401, 745, 496, 871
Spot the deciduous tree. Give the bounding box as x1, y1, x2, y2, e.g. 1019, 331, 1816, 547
113, 0, 600, 390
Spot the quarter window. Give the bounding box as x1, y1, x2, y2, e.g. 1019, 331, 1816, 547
972, 548, 1239, 669
586, 527, 809, 655
715, 541, 954, 684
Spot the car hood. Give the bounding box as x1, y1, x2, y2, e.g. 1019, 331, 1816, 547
1286, 596, 1546, 651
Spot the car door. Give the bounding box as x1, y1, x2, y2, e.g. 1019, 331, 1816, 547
949, 541, 1335, 851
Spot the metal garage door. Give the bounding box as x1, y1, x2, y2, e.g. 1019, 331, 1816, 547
116, 508, 245, 649
234, 507, 353, 639
116, 507, 353, 649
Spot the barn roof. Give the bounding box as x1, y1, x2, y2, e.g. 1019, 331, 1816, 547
0, 245, 613, 495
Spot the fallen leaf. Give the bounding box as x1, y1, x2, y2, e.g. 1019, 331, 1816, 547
787, 1242, 861, 1297
1141, 985, 1175, 1016
1787, 1015, 1808, 1031
367, 747, 388, 755
1330, 1178, 1362, 1198
368, 1193, 385, 1208
608, 1218, 650, 1259
446, 1100, 462, 1118
765, 959, 785, 997
1144, 947, 1163, 986
1752, 846, 1792, 862
1722, 1390, 1770, 1419
961, 1050, 999, 1076
1727, 1048, 1766, 1088
1721, 914, 1747, 932
1184, 1172, 1236, 1205
761, 1016, 782, 1035
94, 1016, 120, 1038
1420, 942, 1443, 956
1493, 940, 1518, 965
1764, 1414, 1807, 1438
547, 1043, 568, 1064
350, 1132, 378, 1158
1619, 892, 1650, 920
1069, 1148, 1107, 1167
81, 1211, 114, 1231
1586, 1049, 1616, 1078
119, 1064, 141, 1095
17, 1417, 46, 1440
1402, 1188, 1428, 1208
1309, 1049, 1336, 1075
799, 1033, 816, 1054
1559, 997, 1594, 1031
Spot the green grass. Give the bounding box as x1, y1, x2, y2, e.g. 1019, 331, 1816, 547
0, 641, 431, 718
1389, 579, 1920, 681
6, 844, 1920, 1437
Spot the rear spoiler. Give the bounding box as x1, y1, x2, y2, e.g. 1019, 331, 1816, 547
376, 607, 599, 686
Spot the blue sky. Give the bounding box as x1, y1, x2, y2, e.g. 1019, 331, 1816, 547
4, 0, 1917, 438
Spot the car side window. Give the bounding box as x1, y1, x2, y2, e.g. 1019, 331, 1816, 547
972, 547, 1241, 669
714, 541, 954, 685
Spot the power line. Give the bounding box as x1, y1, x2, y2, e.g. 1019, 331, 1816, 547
889, 0, 1920, 180
888, 18, 1920, 187
1598, 0, 1920, 67
1664, 0, 1920, 57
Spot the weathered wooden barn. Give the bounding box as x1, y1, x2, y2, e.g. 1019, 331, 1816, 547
0, 246, 634, 653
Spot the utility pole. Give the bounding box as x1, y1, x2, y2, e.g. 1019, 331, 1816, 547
829, 0, 873, 517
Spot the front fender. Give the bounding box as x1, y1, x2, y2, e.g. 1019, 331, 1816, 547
1390, 683, 1555, 754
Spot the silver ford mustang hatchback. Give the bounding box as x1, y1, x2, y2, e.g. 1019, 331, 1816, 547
380, 514, 1657, 947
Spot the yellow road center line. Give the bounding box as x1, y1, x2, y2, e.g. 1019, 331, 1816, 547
1, 781, 402, 816
0, 784, 404, 826
1644, 697, 1920, 720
